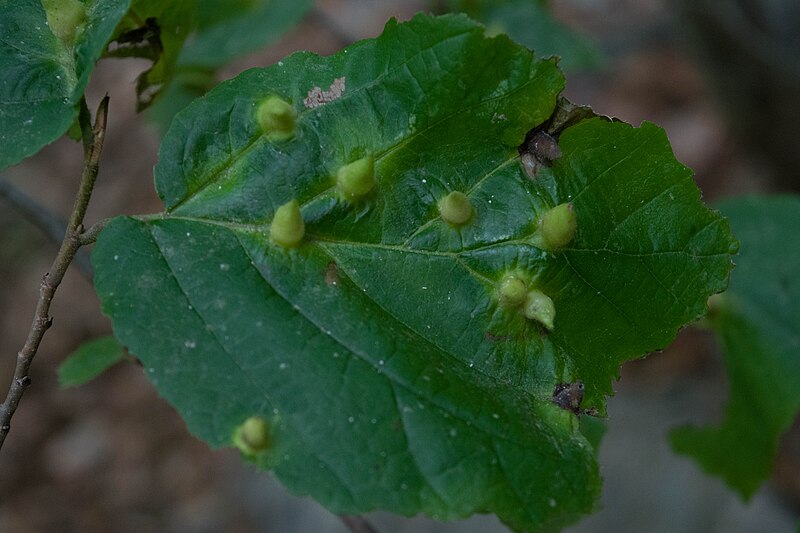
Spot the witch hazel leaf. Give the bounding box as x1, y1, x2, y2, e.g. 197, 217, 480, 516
671, 196, 800, 499
92, 14, 736, 532
0, 0, 130, 170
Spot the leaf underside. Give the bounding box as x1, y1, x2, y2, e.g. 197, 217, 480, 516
93, 14, 736, 532
0, 0, 130, 170
671, 196, 800, 499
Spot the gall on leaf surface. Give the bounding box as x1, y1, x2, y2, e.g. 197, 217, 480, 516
0, 0, 130, 170
671, 196, 800, 499
92, 14, 736, 532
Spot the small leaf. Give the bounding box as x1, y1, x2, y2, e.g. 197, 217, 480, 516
93, 14, 735, 531
0, 0, 131, 170
671, 195, 800, 499
58, 336, 126, 388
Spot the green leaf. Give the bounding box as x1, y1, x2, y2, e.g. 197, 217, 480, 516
58, 336, 126, 388
670, 196, 800, 499
441, 0, 603, 71
146, 0, 313, 131
0, 0, 131, 170
107, 0, 196, 110
92, 14, 735, 531
180, 0, 313, 69
145, 66, 214, 131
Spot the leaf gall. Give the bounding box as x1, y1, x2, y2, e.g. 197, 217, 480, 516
540, 203, 576, 250
524, 289, 555, 330
270, 199, 305, 247
438, 191, 473, 226
258, 96, 296, 141
233, 416, 270, 455
498, 274, 527, 307
337, 155, 375, 200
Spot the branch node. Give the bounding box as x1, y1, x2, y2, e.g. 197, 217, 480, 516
16, 376, 32, 388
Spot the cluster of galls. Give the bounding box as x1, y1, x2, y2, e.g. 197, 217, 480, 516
258, 95, 578, 331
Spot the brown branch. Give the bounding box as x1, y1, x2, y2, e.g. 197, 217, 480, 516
0, 95, 109, 451
339, 515, 379, 533
79, 218, 109, 246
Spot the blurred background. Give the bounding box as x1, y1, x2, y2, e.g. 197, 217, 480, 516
1, 0, 799, 531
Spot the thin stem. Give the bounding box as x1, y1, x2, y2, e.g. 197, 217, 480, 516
0, 178, 94, 281
339, 515, 379, 533
0, 95, 109, 451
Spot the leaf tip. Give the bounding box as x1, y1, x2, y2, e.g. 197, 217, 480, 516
270, 199, 305, 247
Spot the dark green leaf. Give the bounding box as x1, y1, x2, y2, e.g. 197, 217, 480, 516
108, 0, 196, 110
92, 14, 735, 531
441, 0, 603, 71
58, 336, 126, 388
671, 195, 800, 499
0, 0, 130, 170
146, 0, 314, 131
180, 0, 313, 69
145, 66, 214, 131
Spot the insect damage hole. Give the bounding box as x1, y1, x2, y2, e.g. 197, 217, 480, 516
520, 131, 562, 179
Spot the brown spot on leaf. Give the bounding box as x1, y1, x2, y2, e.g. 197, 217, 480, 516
304, 77, 346, 109
552, 380, 585, 414
484, 331, 510, 342
324, 262, 340, 286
